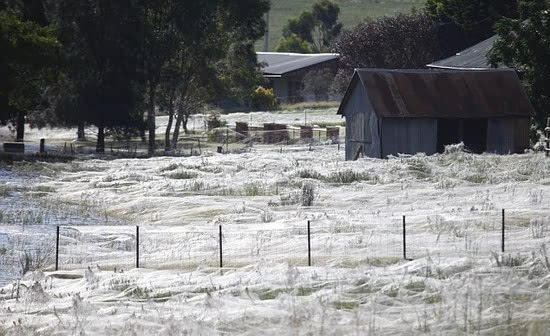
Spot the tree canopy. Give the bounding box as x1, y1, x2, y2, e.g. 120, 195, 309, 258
136, 0, 269, 154
0, 10, 60, 139
311, 0, 342, 51
282, 11, 315, 44
146, 0, 269, 153
1, 0, 270, 154
489, 0, 550, 126
276, 0, 342, 53
333, 13, 442, 69
331, 13, 442, 95
45, 0, 145, 152
275, 33, 313, 53
425, 0, 518, 44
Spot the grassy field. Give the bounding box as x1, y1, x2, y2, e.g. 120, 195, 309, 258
259, 0, 424, 51
2, 144, 550, 334
2, 111, 550, 334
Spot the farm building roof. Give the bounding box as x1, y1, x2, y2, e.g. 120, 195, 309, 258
257, 52, 339, 77
337, 69, 534, 119
427, 34, 502, 70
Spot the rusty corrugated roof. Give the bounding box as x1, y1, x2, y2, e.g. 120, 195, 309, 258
337, 69, 535, 118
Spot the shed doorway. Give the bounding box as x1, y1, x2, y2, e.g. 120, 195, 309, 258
437, 119, 487, 153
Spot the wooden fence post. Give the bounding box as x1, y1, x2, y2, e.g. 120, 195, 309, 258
219, 225, 223, 268
545, 117, 550, 157
55, 226, 60, 271
501, 209, 505, 253
307, 221, 311, 266
40, 139, 45, 153
403, 215, 407, 260
136, 226, 139, 268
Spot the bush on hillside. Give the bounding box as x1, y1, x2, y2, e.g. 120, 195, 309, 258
250, 86, 278, 111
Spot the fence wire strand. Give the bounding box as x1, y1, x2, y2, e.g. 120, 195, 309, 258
0, 210, 549, 281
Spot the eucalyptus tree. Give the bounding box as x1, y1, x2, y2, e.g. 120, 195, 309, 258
277, 0, 341, 53
48, 0, 144, 152
425, 0, 518, 44
0, 10, 60, 141
155, 0, 269, 153
331, 13, 442, 95
489, 0, 550, 126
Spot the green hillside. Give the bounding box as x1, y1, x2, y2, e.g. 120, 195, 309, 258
258, 0, 424, 51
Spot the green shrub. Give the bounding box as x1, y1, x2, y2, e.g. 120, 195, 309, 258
407, 158, 432, 179
207, 111, 227, 130
297, 169, 374, 184
243, 183, 263, 196
301, 182, 315, 206
250, 86, 278, 110
298, 169, 323, 180
160, 163, 180, 172
0, 185, 10, 197
325, 170, 372, 183
168, 171, 198, 180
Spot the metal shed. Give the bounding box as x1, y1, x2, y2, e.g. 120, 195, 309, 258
337, 69, 534, 160
257, 52, 339, 103
427, 34, 501, 70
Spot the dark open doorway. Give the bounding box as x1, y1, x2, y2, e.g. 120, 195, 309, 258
436, 119, 460, 153
462, 119, 487, 153
437, 119, 488, 154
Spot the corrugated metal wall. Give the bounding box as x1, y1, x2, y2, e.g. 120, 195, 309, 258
487, 118, 530, 154
513, 118, 530, 153
487, 119, 513, 154
271, 78, 289, 104
344, 84, 381, 160
342, 78, 531, 159
381, 118, 437, 157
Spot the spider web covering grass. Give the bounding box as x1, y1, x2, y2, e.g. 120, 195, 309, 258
1, 144, 550, 334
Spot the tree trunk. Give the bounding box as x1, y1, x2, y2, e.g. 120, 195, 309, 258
16, 111, 25, 142
164, 90, 176, 153
171, 85, 190, 149
96, 126, 105, 153
182, 114, 189, 134
147, 89, 156, 156
164, 111, 174, 153
171, 109, 184, 150
172, 113, 190, 149
140, 127, 146, 143
77, 122, 86, 141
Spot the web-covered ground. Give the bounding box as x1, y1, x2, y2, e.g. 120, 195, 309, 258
1, 116, 550, 334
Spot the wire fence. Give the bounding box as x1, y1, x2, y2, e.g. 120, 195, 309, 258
3, 128, 345, 158
140, 227, 218, 269
1, 210, 549, 281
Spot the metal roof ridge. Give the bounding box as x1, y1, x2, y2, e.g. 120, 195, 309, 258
354, 68, 514, 73
257, 52, 339, 57
425, 65, 496, 70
